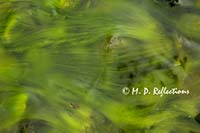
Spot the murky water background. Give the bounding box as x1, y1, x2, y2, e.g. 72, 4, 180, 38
0, 0, 200, 132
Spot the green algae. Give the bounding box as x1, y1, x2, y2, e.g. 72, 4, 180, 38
0, 0, 200, 132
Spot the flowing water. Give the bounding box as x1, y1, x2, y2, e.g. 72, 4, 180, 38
0, 0, 200, 132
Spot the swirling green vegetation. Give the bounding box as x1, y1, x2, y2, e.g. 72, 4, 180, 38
0, 0, 200, 132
